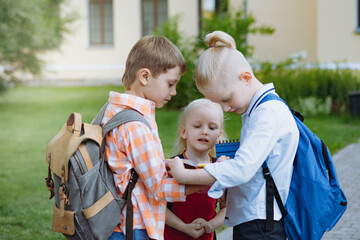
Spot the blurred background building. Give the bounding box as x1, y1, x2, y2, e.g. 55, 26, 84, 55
36, 0, 360, 85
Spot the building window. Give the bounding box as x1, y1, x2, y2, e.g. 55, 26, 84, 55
356, 0, 360, 33
141, 0, 168, 36
198, 0, 228, 32
89, 0, 114, 46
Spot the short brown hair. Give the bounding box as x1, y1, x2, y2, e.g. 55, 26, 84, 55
122, 35, 186, 89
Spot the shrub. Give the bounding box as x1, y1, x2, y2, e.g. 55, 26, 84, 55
256, 59, 360, 115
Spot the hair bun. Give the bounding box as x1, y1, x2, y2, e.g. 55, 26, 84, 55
205, 31, 236, 49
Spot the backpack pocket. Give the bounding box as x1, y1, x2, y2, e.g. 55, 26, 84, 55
77, 161, 122, 240
325, 188, 347, 231
52, 203, 76, 235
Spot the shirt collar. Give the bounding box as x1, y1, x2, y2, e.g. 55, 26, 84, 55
243, 83, 276, 117
108, 91, 155, 116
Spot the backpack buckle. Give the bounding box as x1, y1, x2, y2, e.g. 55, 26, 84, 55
129, 169, 138, 184
262, 167, 272, 180
59, 184, 69, 205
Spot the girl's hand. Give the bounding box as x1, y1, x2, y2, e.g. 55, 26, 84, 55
216, 155, 230, 163
168, 156, 186, 183
183, 221, 205, 238
193, 218, 214, 234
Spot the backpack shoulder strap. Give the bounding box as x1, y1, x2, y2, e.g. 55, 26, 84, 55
248, 88, 277, 116
254, 93, 289, 232
98, 107, 150, 240
257, 93, 284, 108
92, 102, 109, 125
262, 161, 288, 231
255, 93, 305, 122
92, 103, 151, 134
102, 108, 151, 137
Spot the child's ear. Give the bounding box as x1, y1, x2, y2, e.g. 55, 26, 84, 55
180, 125, 187, 140
239, 72, 252, 84
138, 68, 151, 86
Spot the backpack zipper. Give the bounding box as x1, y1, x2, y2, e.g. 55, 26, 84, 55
74, 151, 85, 174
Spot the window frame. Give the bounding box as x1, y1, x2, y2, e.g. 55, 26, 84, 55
356, 0, 360, 33
88, 0, 114, 46
198, 0, 228, 33
141, 0, 168, 36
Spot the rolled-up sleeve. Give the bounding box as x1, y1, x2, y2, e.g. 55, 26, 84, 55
161, 177, 186, 201
204, 163, 226, 198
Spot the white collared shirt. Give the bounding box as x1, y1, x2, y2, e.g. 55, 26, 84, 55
204, 83, 299, 227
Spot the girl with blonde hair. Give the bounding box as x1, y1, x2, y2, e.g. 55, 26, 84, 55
164, 98, 227, 240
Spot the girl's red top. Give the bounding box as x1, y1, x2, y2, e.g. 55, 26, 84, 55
164, 154, 217, 240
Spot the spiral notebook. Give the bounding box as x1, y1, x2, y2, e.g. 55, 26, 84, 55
215, 140, 240, 159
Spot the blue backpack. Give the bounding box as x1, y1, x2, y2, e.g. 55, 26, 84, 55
255, 93, 347, 240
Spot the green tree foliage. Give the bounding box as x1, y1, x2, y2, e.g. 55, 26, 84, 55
0, 0, 74, 92
155, 15, 202, 110
198, 5, 274, 57
156, 6, 274, 110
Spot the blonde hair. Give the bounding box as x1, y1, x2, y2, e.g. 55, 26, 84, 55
122, 35, 186, 89
174, 98, 226, 157
195, 30, 253, 91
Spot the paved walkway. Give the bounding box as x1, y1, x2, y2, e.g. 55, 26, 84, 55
217, 138, 360, 240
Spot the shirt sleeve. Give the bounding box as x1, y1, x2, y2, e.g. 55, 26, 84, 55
120, 121, 185, 202
205, 106, 280, 198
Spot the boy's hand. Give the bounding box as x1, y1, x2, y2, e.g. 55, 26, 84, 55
164, 159, 173, 178
216, 155, 230, 163
168, 156, 186, 183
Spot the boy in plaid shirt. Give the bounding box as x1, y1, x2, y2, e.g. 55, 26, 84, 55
103, 36, 201, 240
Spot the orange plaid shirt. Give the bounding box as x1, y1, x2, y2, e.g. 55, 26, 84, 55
101, 91, 185, 240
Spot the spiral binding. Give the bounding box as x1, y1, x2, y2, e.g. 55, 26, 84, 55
217, 139, 239, 144
215, 139, 240, 159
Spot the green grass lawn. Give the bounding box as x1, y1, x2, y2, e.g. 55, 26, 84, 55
0, 86, 359, 239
